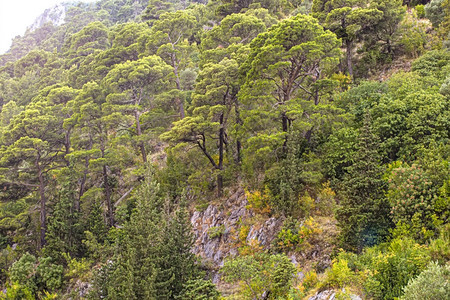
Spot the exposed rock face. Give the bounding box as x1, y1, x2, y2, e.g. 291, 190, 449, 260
308, 290, 336, 300
190, 188, 283, 271
308, 289, 362, 300
28, 4, 67, 32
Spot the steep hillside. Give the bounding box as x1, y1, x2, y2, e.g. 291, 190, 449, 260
0, 0, 449, 299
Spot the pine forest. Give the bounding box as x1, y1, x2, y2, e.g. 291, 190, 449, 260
0, 0, 449, 299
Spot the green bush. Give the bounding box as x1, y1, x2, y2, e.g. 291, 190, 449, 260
363, 238, 430, 300
398, 13, 428, 58
425, 0, 446, 27
208, 225, 225, 239
400, 261, 450, 300
9, 253, 37, 293
387, 163, 437, 229
36, 257, 64, 291
222, 252, 297, 299
415, 5, 425, 18
440, 76, 450, 96
274, 217, 321, 251
8, 253, 63, 295
412, 50, 450, 80
0, 282, 34, 300
180, 279, 220, 300
428, 223, 450, 263
321, 258, 354, 289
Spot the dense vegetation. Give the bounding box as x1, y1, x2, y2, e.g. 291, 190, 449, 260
0, 0, 449, 299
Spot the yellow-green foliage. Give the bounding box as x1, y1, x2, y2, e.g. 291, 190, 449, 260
302, 270, 318, 291
359, 238, 430, 299
222, 252, 297, 300
245, 189, 271, 215
63, 253, 92, 283
276, 217, 322, 251
239, 225, 250, 244
0, 282, 34, 300
321, 258, 353, 289
298, 192, 315, 217
316, 182, 336, 215
208, 225, 225, 239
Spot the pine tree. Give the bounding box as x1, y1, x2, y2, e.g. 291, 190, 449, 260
336, 113, 392, 252
103, 168, 163, 299
156, 195, 199, 299
91, 168, 202, 299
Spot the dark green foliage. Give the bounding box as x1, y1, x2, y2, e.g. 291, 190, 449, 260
386, 163, 438, 238
9, 253, 63, 296
0, 0, 449, 298
336, 115, 391, 252
179, 279, 220, 300
89, 169, 200, 299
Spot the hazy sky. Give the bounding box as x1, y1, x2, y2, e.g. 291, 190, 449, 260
0, 0, 97, 54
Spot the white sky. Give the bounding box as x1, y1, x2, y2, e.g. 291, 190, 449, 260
0, 0, 98, 54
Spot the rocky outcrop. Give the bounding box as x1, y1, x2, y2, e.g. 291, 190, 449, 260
190, 188, 283, 271
28, 3, 67, 32
308, 289, 363, 300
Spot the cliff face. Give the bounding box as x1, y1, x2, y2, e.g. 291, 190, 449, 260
190, 188, 284, 281
190, 187, 340, 298
27, 3, 67, 32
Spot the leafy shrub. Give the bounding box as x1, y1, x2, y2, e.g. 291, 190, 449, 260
415, 5, 425, 18
63, 253, 92, 283
400, 261, 450, 300
363, 238, 430, 299
321, 258, 354, 289
36, 257, 63, 291
428, 223, 450, 263
302, 270, 318, 291
298, 192, 315, 217
245, 189, 271, 215
316, 182, 336, 215
275, 217, 322, 251
386, 163, 438, 236
412, 50, 450, 80
0, 282, 34, 300
440, 76, 450, 96
9, 253, 37, 292
425, 0, 446, 27
239, 224, 250, 244
398, 13, 428, 58
208, 225, 225, 239
222, 252, 297, 300
8, 253, 63, 295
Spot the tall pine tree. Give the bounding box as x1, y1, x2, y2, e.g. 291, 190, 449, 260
336, 113, 392, 252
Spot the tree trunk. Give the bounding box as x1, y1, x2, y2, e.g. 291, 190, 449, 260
36, 157, 47, 249
218, 113, 225, 197
235, 100, 242, 164
217, 174, 223, 198
103, 165, 114, 227
101, 143, 114, 227
172, 55, 185, 119
135, 110, 147, 163
346, 39, 353, 77
77, 135, 93, 212
281, 111, 289, 155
